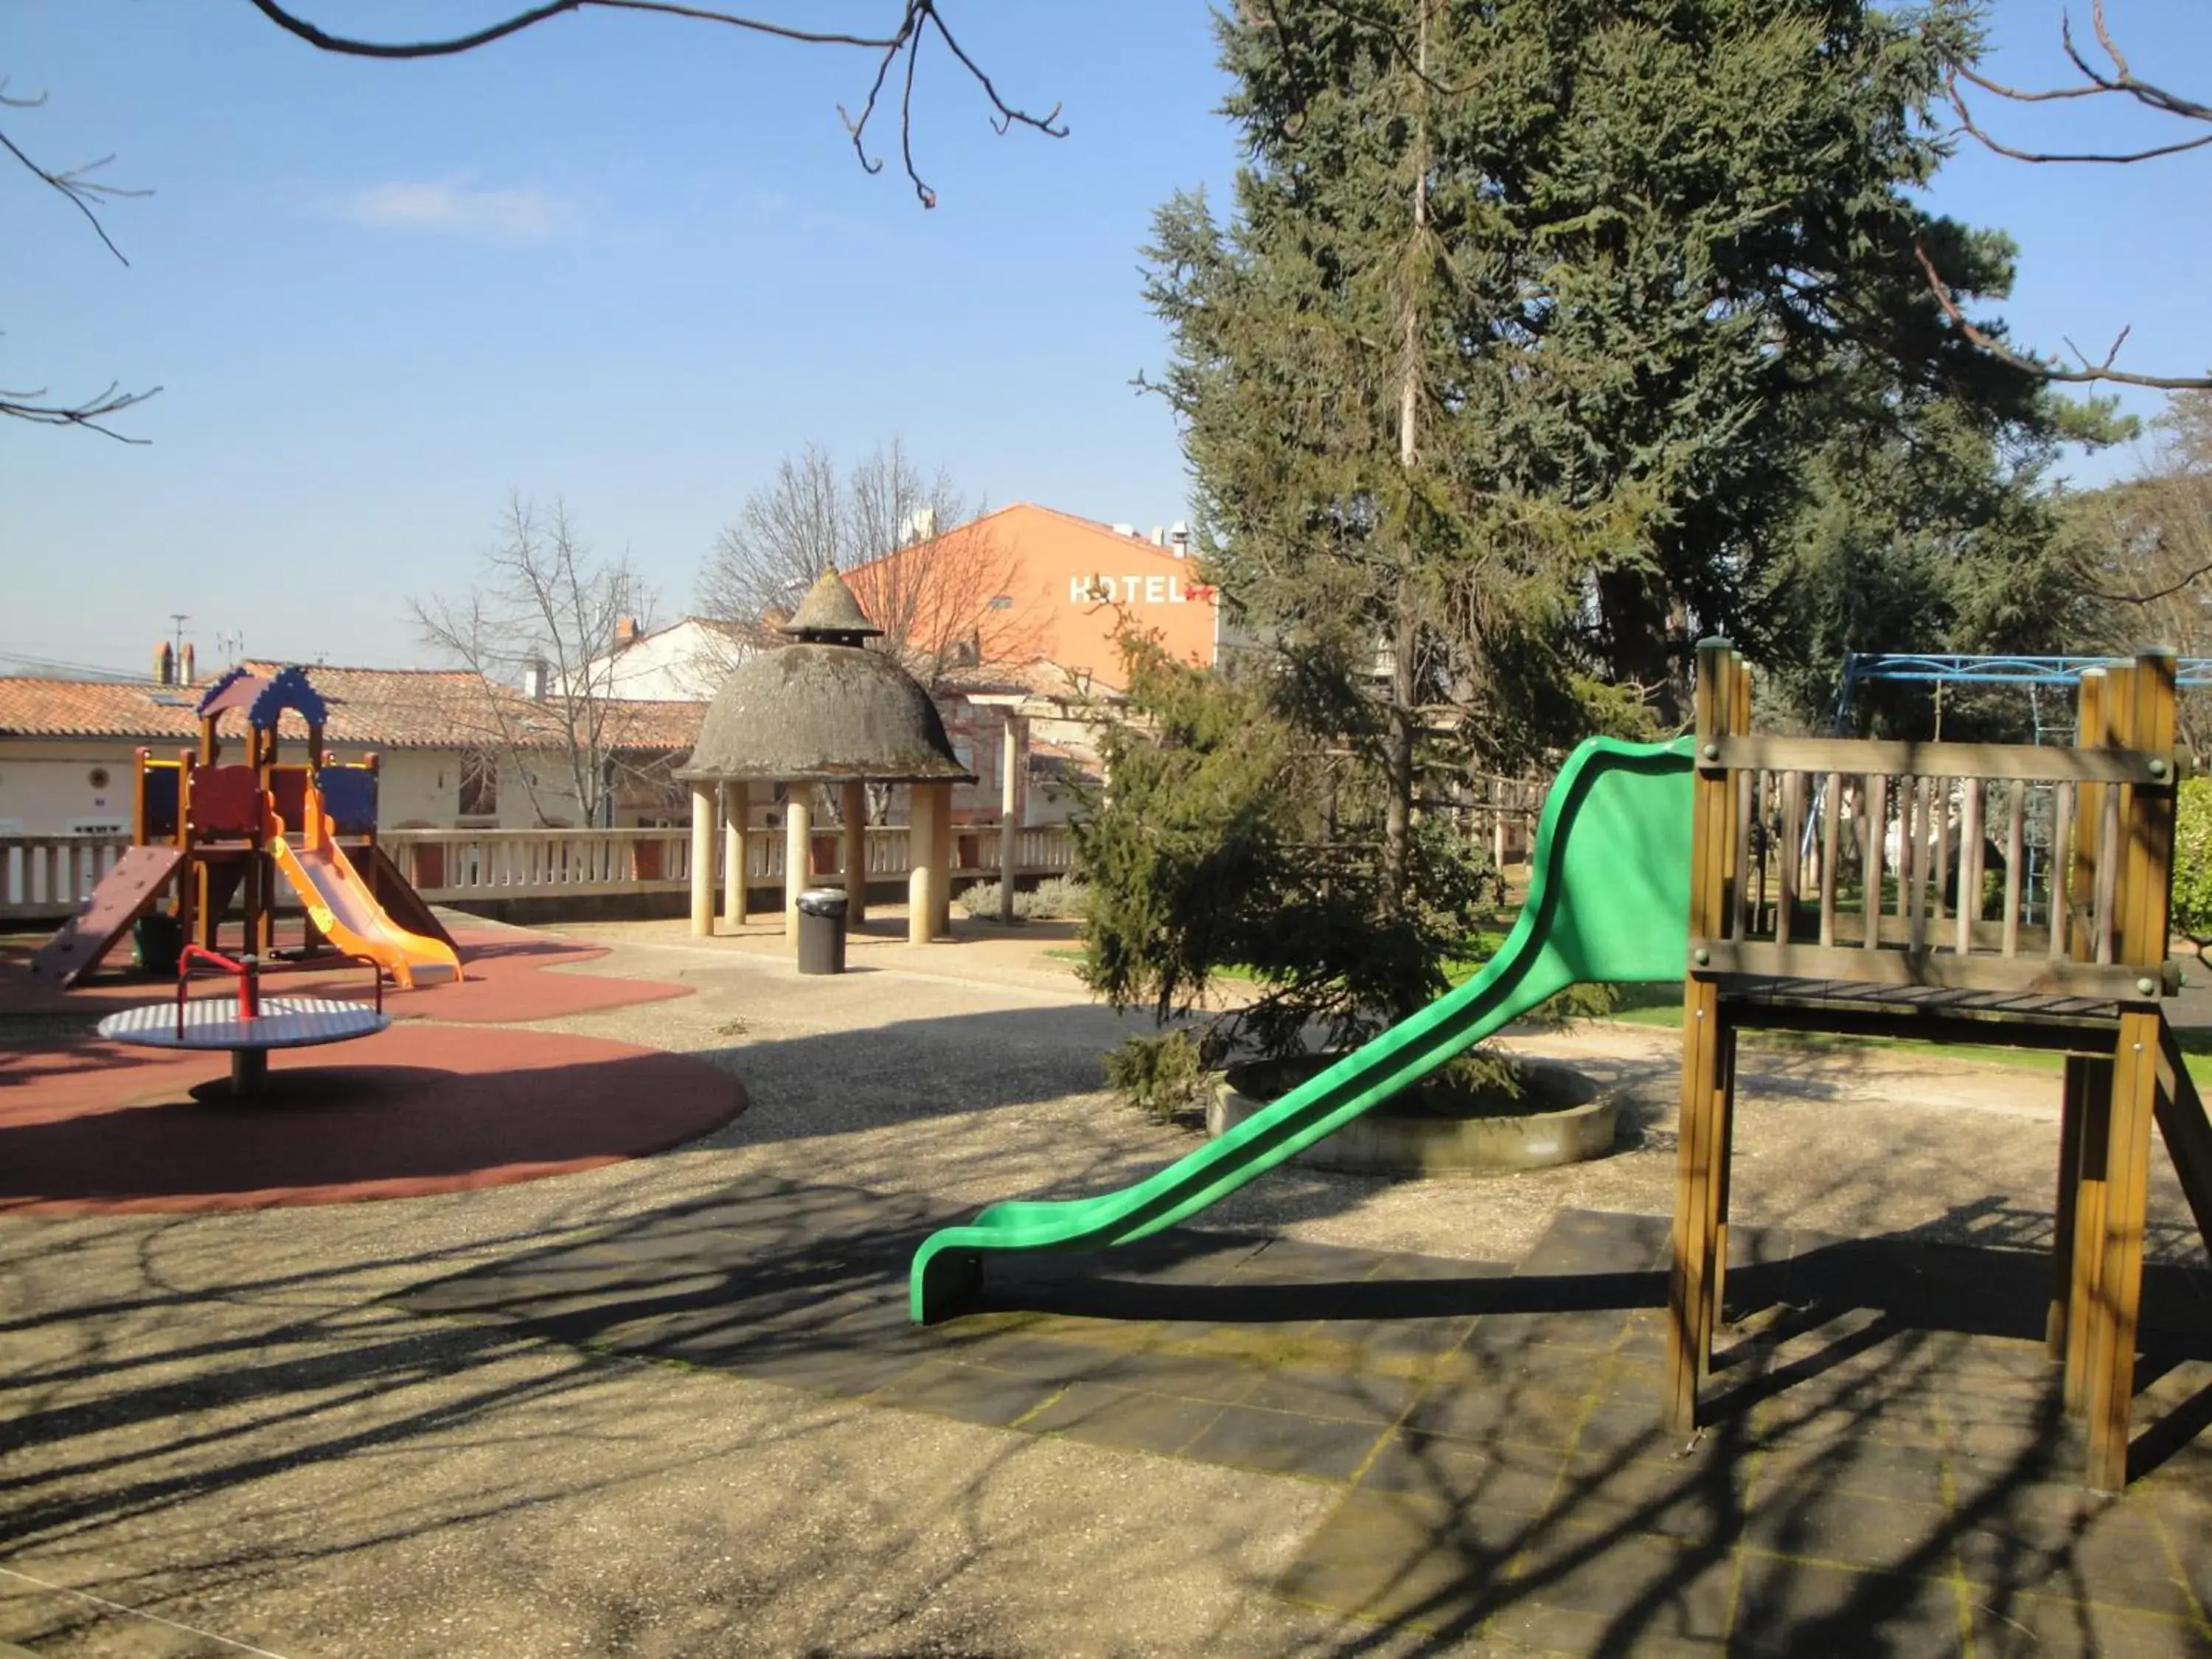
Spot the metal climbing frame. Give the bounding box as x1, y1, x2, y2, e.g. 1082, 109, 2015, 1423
1831, 653, 2212, 739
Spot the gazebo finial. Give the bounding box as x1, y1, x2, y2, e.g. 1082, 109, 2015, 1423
781, 567, 883, 644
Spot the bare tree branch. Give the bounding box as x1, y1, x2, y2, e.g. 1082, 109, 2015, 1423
2, 83, 160, 436
246, 0, 1065, 211
0, 80, 151, 266
1938, 0, 2212, 161
245, 0, 903, 58
1943, 67, 2212, 164
0, 379, 160, 442
1921, 3, 2212, 388
1912, 238, 2211, 392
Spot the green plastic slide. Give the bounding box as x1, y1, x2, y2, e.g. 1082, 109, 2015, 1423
909, 735, 1697, 1324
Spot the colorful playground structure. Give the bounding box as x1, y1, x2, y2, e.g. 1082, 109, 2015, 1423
29, 665, 461, 992
912, 644, 2212, 1492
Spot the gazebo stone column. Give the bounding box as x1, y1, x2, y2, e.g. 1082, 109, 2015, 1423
841, 781, 868, 923
935, 776, 956, 936
721, 780, 748, 928
908, 782, 942, 946
784, 786, 812, 944
688, 779, 716, 937
998, 712, 1026, 925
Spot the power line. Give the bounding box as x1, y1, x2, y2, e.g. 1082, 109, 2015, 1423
0, 647, 145, 681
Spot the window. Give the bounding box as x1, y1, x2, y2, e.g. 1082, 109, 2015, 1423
459, 751, 499, 818
988, 594, 1012, 610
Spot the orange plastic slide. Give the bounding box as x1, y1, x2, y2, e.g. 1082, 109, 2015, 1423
267, 790, 462, 990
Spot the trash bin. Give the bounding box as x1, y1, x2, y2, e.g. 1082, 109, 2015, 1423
132, 911, 184, 975
795, 887, 849, 975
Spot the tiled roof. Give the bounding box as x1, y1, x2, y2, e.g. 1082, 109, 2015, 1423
0, 664, 703, 753
939, 657, 1124, 706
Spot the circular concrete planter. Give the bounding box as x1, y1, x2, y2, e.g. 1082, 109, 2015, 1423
1207, 1053, 1617, 1178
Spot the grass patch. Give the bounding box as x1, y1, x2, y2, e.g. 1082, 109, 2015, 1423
1591, 981, 2212, 1084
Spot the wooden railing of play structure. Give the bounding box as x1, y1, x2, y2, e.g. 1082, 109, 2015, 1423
1674, 641, 2204, 1495
1686, 646, 2181, 1001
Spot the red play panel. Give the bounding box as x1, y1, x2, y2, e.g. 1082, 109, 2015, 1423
0, 1023, 745, 1213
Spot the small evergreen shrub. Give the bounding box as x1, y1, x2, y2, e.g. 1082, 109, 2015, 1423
956, 877, 1090, 922
1102, 1029, 1213, 1124
1026, 876, 1089, 919
956, 880, 1025, 920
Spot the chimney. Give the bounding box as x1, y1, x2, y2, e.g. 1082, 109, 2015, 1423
615, 616, 640, 649
1110, 523, 1136, 538
178, 642, 196, 685
523, 658, 550, 700
1169, 521, 1190, 558
152, 641, 174, 686
902, 507, 937, 545
1150, 526, 1166, 547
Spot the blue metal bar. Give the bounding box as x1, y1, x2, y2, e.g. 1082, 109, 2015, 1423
1843, 653, 2212, 688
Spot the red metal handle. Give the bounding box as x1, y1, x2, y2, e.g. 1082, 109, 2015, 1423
177, 944, 259, 1034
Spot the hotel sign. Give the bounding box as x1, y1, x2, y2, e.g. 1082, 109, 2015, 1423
1070, 574, 1213, 606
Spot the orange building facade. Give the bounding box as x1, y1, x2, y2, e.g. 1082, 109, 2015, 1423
849, 502, 1219, 690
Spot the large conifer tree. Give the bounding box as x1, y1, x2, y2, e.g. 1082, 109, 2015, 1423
1146, 0, 2054, 890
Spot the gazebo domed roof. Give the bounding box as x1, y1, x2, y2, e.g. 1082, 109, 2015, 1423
678, 641, 975, 785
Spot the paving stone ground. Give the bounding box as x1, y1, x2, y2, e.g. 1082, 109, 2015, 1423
2, 912, 2209, 1657
399, 1189, 2212, 1658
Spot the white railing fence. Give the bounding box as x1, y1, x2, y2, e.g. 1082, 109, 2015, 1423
390, 823, 1077, 902
0, 837, 131, 921
1, 824, 1079, 918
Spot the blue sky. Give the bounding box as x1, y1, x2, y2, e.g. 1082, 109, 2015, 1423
4, 1, 2208, 678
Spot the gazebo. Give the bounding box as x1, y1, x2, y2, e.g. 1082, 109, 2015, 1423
677, 569, 975, 949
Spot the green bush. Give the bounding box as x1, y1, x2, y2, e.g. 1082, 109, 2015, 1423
2173, 776, 2212, 942
956, 876, 1091, 922
1102, 1029, 1214, 1124
956, 880, 1026, 920
1028, 876, 1088, 919
1074, 634, 1500, 1061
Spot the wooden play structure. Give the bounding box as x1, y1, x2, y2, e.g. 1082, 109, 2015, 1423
1670, 642, 2212, 1491
31, 666, 459, 990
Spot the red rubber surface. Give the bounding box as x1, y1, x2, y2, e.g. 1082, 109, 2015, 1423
0, 1023, 745, 1213
0, 929, 692, 1022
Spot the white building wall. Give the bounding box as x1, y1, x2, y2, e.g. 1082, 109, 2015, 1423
0, 745, 143, 836
0, 740, 599, 835
588, 620, 749, 702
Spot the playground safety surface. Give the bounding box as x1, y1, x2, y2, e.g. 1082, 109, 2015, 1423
7, 917, 2211, 1655
0, 926, 731, 1211
405, 1192, 2212, 1657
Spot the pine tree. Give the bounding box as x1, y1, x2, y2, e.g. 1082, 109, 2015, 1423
1147, 0, 2055, 816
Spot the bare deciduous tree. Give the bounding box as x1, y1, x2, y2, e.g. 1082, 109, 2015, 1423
697, 443, 849, 625
699, 438, 1046, 689
412, 495, 661, 827
2069, 392, 2212, 751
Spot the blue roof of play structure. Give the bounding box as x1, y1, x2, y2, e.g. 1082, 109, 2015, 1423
194, 664, 330, 731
